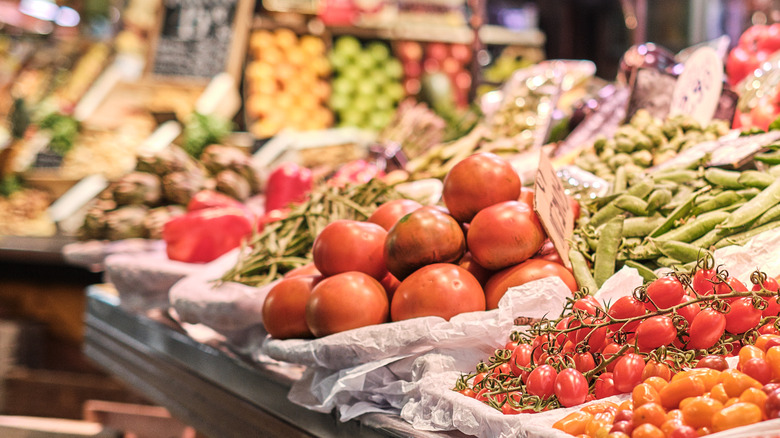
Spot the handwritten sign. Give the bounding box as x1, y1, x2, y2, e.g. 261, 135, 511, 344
534, 151, 573, 268
669, 47, 724, 126
149, 0, 254, 80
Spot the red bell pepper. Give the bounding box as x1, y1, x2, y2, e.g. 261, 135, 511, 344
162, 207, 253, 263
264, 162, 313, 212
188, 190, 246, 212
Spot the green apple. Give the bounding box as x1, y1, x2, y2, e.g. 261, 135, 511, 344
366, 42, 390, 63
384, 58, 403, 80
384, 82, 405, 102
332, 77, 355, 97
334, 36, 362, 58
374, 94, 394, 111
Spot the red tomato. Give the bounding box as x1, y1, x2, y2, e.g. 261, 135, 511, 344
760, 23, 780, 52
714, 276, 748, 300
384, 206, 466, 280
484, 259, 577, 309
602, 343, 630, 373
467, 201, 546, 271
442, 152, 522, 223
312, 220, 388, 280
595, 372, 619, 399
367, 199, 423, 231
574, 296, 603, 316
645, 276, 685, 311
390, 263, 485, 321
379, 271, 401, 301
748, 99, 779, 131
742, 357, 772, 384
568, 317, 607, 352
262, 275, 319, 339
573, 352, 596, 374
509, 343, 533, 378
284, 263, 321, 278
555, 368, 588, 407
676, 295, 701, 325
636, 315, 676, 351
608, 296, 645, 332
725, 297, 762, 334
754, 276, 780, 317
458, 252, 494, 287
305, 272, 389, 337
518, 186, 534, 210
692, 267, 717, 295
613, 353, 646, 393
534, 240, 563, 265
688, 308, 727, 350
526, 364, 557, 398
696, 355, 728, 371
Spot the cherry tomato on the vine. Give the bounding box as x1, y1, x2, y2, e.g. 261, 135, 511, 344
692, 267, 717, 295
614, 353, 646, 393
607, 296, 645, 333
555, 368, 588, 407
636, 315, 676, 351
645, 276, 685, 311
526, 364, 557, 398
595, 372, 619, 399
687, 308, 726, 350
573, 352, 596, 374
725, 297, 762, 334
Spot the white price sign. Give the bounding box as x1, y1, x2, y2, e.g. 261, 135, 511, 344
669, 47, 724, 126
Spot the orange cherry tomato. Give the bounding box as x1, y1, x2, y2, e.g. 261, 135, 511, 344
641, 360, 672, 382
660, 375, 706, 410
633, 402, 666, 428
724, 397, 741, 407
631, 423, 665, 438
644, 376, 669, 393
680, 396, 723, 429
581, 401, 619, 415
709, 383, 729, 404
719, 369, 762, 398
586, 417, 613, 437
739, 387, 768, 417
660, 418, 683, 437
767, 346, 780, 380
755, 334, 780, 352
711, 402, 763, 432
619, 400, 633, 411
552, 411, 593, 435
675, 368, 720, 391
608, 433, 630, 438
739, 345, 766, 366
665, 409, 684, 422
632, 383, 660, 408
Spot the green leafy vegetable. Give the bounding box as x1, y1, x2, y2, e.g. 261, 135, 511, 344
182, 112, 233, 158
39, 112, 79, 156
0, 175, 21, 197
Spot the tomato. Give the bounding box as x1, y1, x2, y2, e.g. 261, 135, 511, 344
632, 383, 660, 408
390, 263, 484, 322
379, 271, 401, 301
472, 371, 487, 389
367, 199, 423, 231
595, 372, 618, 399
457, 252, 494, 287
754, 276, 780, 316
555, 368, 588, 407
766, 346, 780, 380
636, 315, 676, 351
442, 152, 522, 223
681, 396, 723, 429
714, 276, 748, 301
641, 361, 671, 382
568, 317, 607, 352
484, 259, 577, 309
645, 276, 685, 311
711, 402, 763, 432
676, 295, 700, 325
630, 423, 664, 438
613, 353, 646, 393
467, 201, 546, 271
533, 240, 563, 265
692, 267, 718, 295
740, 386, 768, 414
574, 296, 603, 316
501, 391, 523, 415
384, 206, 466, 280
719, 369, 762, 398
759, 323, 780, 335
555, 317, 572, 347
607, 296, 645, 332
262, 275, 319, 339
687, 308, 726, 350
526, 364, 557, 398
602, 343, 632, 372
695, 355, 728, 371
725, 297, 762, 334
573, 352, 596, 374
305, 272, 389, 337
509, 343, 532, 378
313, 220, 388, 280
492, 362, 513, 380
739, 24, 770, 48
553, 411, 593, 435
458, 387, 476, 398
765, 386, 780, 418
283, 263, 321, 279
633, 402, 665, 427
726, 45, 763, 86
756, 334, 780, 352
739, 345, 765, 365
659, 375, 705, 410
517, 187, 534, 210
609, 420, 633, 436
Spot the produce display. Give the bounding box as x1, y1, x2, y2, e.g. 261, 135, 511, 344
80, 144, 262, 241
245, 28, 333, 138
394, 41, 472, 108
328, 36, 405, 130
454, 259, 780, 418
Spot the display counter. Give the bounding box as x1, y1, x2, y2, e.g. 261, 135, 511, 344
0, 235, 77, 265
83, 287, 467, 438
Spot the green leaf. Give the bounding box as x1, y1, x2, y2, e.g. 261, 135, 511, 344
769, 114, 780, 132
182, 112, 233, 158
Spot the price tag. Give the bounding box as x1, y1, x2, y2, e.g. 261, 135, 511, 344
669, 47, 724, 126
534, 151, 573, 268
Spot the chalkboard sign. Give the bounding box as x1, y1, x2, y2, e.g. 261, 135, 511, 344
148, 0, 254, 81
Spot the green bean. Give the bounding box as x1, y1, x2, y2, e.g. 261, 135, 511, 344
627, 243, 661, 260
656, 256, 683, 268
654, 210, 730, 243
569, 248, 598, 295
753, 204, 780, 228
719, 178, 780, 229
588, 178, 655, 227
594, 216, 624, 287
738, 171, 775, 189
653, 169, 699, 184
646, 189, 672, 214
650, 186, 711, 237
614, 195, 650, 216
623, 216, 666, 237
714, 220, 780, 249
737, 188, 762, 200
613, 166, 627, 194
654, 240, 711, 264
625, 260, 658, 282
691, 227, 731, 249
703, 168, 745, 189
665, 186, 694, 211
755, 149, 780, 165
691, 191, 741, 215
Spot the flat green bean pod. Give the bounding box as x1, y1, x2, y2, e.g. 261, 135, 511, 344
593, 216, 624, 287
719, 178, 780, 229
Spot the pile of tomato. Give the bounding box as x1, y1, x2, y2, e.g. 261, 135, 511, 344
453, 259, 780, 425
555, 340, 780, 437
261, 152, 579, 340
